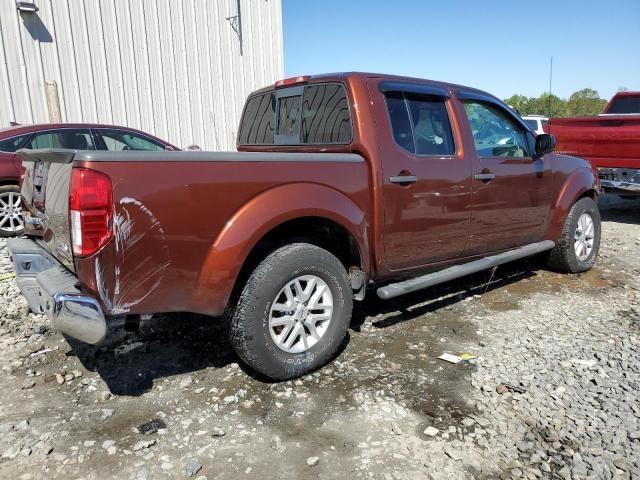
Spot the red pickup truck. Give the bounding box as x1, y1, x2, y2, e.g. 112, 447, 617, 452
9, 73, 600, 380
546, 91, 640, 197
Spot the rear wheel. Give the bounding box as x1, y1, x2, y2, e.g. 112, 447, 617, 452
0, 185, 24, 238
547, 197, 601, 273
227, 243, 352, 380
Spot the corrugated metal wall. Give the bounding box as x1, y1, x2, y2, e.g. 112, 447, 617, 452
0, 0, 284, 150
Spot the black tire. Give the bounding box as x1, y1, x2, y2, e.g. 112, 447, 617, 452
227, 243, 352, 380
547, 197, 601, 273
0, 185, 24, 238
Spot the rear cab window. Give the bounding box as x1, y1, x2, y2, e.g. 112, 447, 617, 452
606, 96, 640, 114
384, 91, 456, 156
238, 82, 352, 146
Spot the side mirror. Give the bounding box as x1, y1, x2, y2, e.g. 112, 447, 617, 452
534, 133, 556, 158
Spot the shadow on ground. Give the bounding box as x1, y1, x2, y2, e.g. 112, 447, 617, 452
599, 194, 639, 225
68, 256, 543, 397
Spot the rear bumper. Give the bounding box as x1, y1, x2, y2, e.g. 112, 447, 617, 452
598, 167, 640, 196
6, 238, 106, 344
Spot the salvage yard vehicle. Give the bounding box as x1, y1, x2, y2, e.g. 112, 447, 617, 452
8, 72, 601, 380
0, 123, 178, 237
522, 115, 549, 135
546, 91, 640, 197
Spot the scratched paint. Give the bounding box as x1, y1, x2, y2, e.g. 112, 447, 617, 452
95, 197, 171, 314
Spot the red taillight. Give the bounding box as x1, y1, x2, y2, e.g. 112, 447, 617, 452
275, 75, 309, 88
69, 168, 112, 257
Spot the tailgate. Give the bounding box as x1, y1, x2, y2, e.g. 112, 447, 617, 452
19, 149, 76, 272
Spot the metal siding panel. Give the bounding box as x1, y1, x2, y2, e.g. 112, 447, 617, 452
84, 0, 113, 123
114, 0, 141, 128
0, 5, 33, 123
173, 0, 193, 147
69, 0, 98, 120
219, 0, 238, 150
98, 0, 127, 125
156, 0, 182, 148
183, 0, 204, 149
193, 0, 216, 150
0, 0, 284, 147
0, 5, 16, 125
38, 0, 68, 121
51, 0, 83, 121
143, 0, 168, 140
205, 0, 227, 150
16, 5, 48, 122
129, 0, 154, 133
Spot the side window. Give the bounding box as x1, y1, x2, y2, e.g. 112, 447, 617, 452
463, 102, 529, 158
99, 129, 165, 151
0, 134, 30, 152
26, 129, 95, 150
301, 84, 351, 143
385, 92, 414, 153
238, 93, 276, 145
277, 95, 301, 138
406, 95, 455, 155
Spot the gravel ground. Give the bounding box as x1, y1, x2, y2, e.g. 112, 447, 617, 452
0, 195, 638, 480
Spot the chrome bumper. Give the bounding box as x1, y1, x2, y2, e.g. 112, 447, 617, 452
598, 168, 640, 196
6, 238, 106, 344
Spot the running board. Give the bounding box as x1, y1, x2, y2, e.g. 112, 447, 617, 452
376, 240, 555, 300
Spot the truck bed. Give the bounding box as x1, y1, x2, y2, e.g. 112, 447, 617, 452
546, 115, 640, 170
19, 149, 369, 317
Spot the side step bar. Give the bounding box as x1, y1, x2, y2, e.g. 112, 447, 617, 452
376, 240, 555, 300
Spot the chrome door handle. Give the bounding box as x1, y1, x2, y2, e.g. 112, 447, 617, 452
389, 175, 417, 185
474, 173, 496, 181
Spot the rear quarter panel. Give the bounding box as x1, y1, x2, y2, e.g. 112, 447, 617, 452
74, 159, 370, 317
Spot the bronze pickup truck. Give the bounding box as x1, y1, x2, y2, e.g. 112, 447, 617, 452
9, 73, 600, 380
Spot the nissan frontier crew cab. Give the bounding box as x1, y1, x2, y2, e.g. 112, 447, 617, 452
9, 73, 601, 380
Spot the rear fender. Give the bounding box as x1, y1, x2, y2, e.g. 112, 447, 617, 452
546, 167, 598, 241
196, 183, 369, 315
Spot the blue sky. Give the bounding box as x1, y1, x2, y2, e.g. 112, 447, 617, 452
282, 0, 640, 102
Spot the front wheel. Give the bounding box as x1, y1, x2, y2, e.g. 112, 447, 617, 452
227, 243, 352, 380
547, 197, 601, 273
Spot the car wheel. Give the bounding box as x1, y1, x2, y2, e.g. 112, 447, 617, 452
0, 185, 24, 238
227, 243, 352, 380
547, 197, 601, 273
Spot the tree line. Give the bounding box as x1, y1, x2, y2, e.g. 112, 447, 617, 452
503, 88, 609, 117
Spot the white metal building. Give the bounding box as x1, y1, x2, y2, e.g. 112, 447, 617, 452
0, 0, 284, 150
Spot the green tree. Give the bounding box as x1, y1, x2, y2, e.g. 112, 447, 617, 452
529, 93, 566, 117
503, 88, 608, 117
565, 88, 607, 116
504, 94, 530, 114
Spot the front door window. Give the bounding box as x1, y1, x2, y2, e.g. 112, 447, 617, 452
463, 102, 529, 158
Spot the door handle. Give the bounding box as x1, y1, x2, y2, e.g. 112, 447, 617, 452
474, 172, 496, 181
389, 175, 417, 185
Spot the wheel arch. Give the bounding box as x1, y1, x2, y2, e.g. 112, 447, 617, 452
195, 183, 369, 315
546, 167, 599, 242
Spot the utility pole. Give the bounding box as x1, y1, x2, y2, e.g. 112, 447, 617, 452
548, 56, 553, 117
